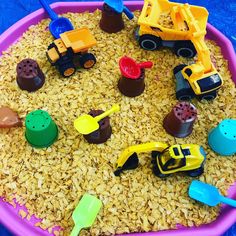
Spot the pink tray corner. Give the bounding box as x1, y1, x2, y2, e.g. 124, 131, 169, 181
0, 2, 236, 236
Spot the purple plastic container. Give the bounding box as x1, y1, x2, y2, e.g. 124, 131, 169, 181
0, 2, 236, 236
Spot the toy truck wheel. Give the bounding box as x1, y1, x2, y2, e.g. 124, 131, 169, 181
80, 53, 96, 69
186, 166, 204, 177
198, 90, 217, 101
59, 63, 76, 77
176, 88, 194, 101
139, 34, 162, 51
174, 41, 197, 58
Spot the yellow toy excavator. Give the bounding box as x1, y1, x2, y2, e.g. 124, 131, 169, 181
136, 0, 223, 100
114, 142, 206, 178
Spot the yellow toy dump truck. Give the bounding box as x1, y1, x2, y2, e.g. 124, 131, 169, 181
136, 0, 208, 57
114, 142, 206, 178
47, 28, 97, 77
137, 0, 223, 100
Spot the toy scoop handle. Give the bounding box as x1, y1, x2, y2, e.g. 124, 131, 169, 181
138, 61, 153, 69
220, 196, 236, 207
123, 6, 134, 20
39, 0, 58, 20
70, 224, 82, 236
95, 104, 120, 122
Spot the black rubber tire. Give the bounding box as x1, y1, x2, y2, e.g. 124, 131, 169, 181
58, 62, 76, 77
174, 41, 197, 58
186, 166, 204, 177
173, 64, 187, 74
79, 53, 96, 69
139, 34, 162, 51
176, 88, 194, 101
198, 90, 217, 101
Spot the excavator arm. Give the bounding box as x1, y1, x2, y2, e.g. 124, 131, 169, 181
173, 4, 223, 95
114, 142, 169, 176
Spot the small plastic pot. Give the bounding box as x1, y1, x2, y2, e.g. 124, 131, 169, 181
16, 59, 45, 92
163, 102, 197, 138
83, 110, 112, 144
99, 3, 124, 33
208, 119, 236, 156
25, 110, 58, 148
118, 69, 145, 97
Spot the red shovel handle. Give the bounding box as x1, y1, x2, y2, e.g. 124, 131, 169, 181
138, 61, 153, 69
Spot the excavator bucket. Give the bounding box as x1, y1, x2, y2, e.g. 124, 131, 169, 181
114, 153, 139, 176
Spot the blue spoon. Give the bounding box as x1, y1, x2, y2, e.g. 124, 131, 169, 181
189, 180, 236, 207
104, 0, 134, 20
39, 0, 74, 39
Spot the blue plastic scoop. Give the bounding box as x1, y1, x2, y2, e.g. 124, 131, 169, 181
39, 0, 74, 39
189, 180, 236, 207
104, 0, 134, 20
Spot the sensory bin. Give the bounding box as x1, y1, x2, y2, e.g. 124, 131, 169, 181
0, 4, 236, 236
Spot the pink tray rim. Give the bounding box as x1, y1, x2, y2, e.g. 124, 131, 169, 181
0, 2, 235, 236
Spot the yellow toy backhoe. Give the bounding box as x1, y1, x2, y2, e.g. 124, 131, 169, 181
114, 142, 206, 178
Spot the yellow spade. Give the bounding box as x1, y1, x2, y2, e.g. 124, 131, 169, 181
74, 104, 120, 135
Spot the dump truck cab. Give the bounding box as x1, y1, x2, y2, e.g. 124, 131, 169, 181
47, 28, 97, 77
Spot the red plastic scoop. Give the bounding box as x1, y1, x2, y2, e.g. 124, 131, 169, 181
119, 56, 153, 79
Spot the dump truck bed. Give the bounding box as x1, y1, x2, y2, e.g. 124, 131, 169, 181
139, 0, 208, 32
60, 27, 97, 53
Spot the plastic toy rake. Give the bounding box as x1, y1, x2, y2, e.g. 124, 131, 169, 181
39, 0, 74, 38
189, 180, 236, 207
70, 194, 102, 236
119, 56, 153, 79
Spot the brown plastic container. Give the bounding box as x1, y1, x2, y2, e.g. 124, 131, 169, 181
118, 69, 145, 97
99, 3, 124, 33
163, 102, 197, 138
83, 110, 112, 144
16, 59, 45, 92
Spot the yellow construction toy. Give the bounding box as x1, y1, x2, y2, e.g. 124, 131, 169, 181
46, 28, 97, 77
114, 142, 206, 178
136, 0, 223, 100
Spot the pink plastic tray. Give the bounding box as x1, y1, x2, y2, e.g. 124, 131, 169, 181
0, 2, 236, 236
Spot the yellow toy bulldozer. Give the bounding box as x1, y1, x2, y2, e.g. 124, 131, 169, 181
46, 28, 97, 77
136, 0, 223, 100
114, 142, 206, 178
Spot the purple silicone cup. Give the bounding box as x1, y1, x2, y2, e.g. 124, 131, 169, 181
0, 2, 236, 236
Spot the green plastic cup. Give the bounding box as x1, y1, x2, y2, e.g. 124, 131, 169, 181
25, 110, 58, 148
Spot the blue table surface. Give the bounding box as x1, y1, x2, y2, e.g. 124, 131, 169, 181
0, 1, 235, 236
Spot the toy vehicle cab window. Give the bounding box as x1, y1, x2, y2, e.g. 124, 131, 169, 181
182, 148, 191, 156
162, 157, 186, 171
173, 147, 179, 156
184, 68, 192, 76
159, 149, 186, 171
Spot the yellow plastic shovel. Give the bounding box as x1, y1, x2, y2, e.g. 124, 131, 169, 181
74, 104, 120, 135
